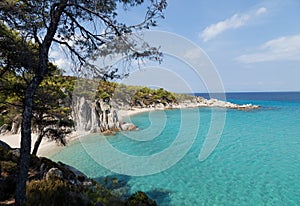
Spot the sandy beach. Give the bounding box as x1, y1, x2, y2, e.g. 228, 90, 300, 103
0, 131, 89, 157
0, 108, 151, 157
0, 100, 259, 158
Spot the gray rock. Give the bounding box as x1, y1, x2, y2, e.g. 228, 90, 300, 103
9, 148, 20, 158
59, 162, 86, 179
72, 96, 125, 133
11, 115, 21, 134
0, 124, 9, 135
45, 167, 63, 180
121, 123, 137, 131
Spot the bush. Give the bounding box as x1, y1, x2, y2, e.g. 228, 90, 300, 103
26, 179, 91, 206
0, 146, 13, 161
1, 161, 17, 175
125, 191, 157, 206
0, 161, 17, 201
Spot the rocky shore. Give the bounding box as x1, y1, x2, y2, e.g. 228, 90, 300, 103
0, 141, 157, 205
71, 95, 260, 133
0, 93, 260, 157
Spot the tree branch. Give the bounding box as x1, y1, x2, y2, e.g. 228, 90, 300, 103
53, 38, 86, 65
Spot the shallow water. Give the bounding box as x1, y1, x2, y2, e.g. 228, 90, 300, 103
51, 93, 300, 205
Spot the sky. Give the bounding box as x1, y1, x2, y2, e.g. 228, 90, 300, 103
51, 0, 300, 92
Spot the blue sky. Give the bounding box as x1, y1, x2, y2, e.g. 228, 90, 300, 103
51, 0, 300, 92
156, 0, 300, 92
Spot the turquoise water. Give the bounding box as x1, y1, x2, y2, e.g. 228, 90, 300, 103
51, 95, 300, 205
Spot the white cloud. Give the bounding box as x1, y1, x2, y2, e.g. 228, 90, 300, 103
236, 34, 300, 63
200, 7, 267, 42
49, 49, 71, 71
256, 7, 267, 15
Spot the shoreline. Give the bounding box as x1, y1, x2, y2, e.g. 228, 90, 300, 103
0, 108, 153, 158
0, 100, 260, 157
0, 107, 158, 158
0, 131, 89, 157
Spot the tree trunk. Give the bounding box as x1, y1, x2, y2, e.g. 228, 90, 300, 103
32, 133, 43, 156
15, 76, 42, 206
14, 2, 70, 204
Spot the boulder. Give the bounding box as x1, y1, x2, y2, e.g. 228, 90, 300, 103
45, 167, 63, 180
121, 123, 137, 131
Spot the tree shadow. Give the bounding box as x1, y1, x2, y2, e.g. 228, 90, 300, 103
146, 188, 172, 205
94, 175, 172, 205
94, 174, 132, 199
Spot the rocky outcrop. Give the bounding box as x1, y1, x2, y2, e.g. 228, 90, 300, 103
178, 97, 261, 110
0, 143, 157, 205
126, 96, 260, 111
11, 115, 21, 134
1, 93, 259, 136
71, 96, 136, 133
71, 95, 259, 134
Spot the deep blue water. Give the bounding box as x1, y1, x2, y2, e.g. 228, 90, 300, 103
51, 92, 300, 205
195, 91, 300, 102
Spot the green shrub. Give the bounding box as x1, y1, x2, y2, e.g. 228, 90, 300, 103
0, 161, 17, 201
125, 191, 157, 206
0, 147, 13, 161
0, 175, 16, 201
26, 179, 91, 206
1, 161, 17, 175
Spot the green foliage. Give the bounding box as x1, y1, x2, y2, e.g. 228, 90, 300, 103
96, 81, 117, 100
0, 143, 158, 205
0, 146, 18, 201
0, 173, 16, 201
0, 22, 39, 73
0, 146, 13, 162
1, 161, 17, 175
26, 179, 92, 206
131, 87, 177, 106
126, 191, 157, 206
1, 0, 167, 204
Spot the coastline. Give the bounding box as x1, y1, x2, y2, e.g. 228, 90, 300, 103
0, 131, 89, 157
0, 108, 152, 158
0, 99, 259, 157
0, 107, 156, 157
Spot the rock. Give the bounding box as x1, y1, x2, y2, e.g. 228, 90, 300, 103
0, 124, 9, 135
58, 162, 87, 179
121, 123, 137, 131
82, 181, 93, 186
102, 130, 117, 136
9, 148, 20, 159
11, 115, 21, 134
45, 167, 63, 180
72, 97, 123, 133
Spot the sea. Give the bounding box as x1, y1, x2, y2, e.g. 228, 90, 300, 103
50, 92, 300, 205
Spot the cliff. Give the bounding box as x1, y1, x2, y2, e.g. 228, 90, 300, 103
71, 96, 136, 134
